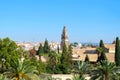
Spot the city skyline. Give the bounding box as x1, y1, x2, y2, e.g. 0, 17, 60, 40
0, 0, 120, 43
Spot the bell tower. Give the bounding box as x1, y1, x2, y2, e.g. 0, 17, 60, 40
61, 26, 69, 50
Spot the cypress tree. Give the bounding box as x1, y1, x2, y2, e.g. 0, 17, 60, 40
98, 40, 107, 62
46, 51, 57, 73
57, 46, 60, 53
115, 37, 120, 66
60, 44, 68, 64
99, 40, 105, 52
43, 39, 50, 53
99, 51, 107, 61
85, 54, 90, 63
38, 44, 44, 55
60, 44, 73, 73
67, 44, 73, 69
68, 44, 73, 60
100, 40, 105, 48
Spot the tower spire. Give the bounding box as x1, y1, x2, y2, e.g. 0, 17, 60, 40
61, 26, 69, 50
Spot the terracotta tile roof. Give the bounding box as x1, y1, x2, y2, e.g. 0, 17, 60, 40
105, 44, 115, 49
72, 47, 115, 62
106, 53, 115, 62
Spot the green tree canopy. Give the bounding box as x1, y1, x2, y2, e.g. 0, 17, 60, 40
0, 37, 22, 73
9, 59, 39, 80
99, 51, 107, 61
37, 43, 44, 55
60, 44, 73, 73
85, 54, 89, 63
43, 39, 50, 54
60, 44, 68, 64
67, 44, 73, 69
115, 37, 120, 66
57, 46, 60, 53
73, 61, 90, 78
72, 42, 78, 47
97, 40, 107, 62
99, 40, 105, 48
91, 60, 120, 80
36, 61, 46, 75
46, 51, 58, 74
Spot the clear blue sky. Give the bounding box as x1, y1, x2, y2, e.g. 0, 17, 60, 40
0, 0, 120, 43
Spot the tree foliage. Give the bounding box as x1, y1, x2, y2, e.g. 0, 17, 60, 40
46, 51, 58, 74
29, 47, 36, 57
8, 59, 39, 80
0, 74, 8, 80
91, 60, 120, 80
60, 44, 72, 73
60, 44, 68, 64
0, 38, 22, 73
37, 44, 44, 55
96, 47, 104, 54
85, 55, 89, 63
46, 44, 73, 74
115, 37, 120, 66
36, 61, 46, 75
99, 51, 107, 61
99, 40, 105, 48
73, 61, 90, 78
73, 74, 85, 80
57, 46, 60, 53
72, 42, 78, 47
97, 40, 107, 62
67, 44, 73, 67
43, 39, 50, 54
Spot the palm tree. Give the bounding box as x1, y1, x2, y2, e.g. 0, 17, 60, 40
73, 74, 85, 80
46, 77, 61, 80
73, 61, 90, 78
96, 47, 103, 55
91, 60, 120, 80
7, 59, 39, 80
96, 47, 103, 61
96, 47, 107, 62
0, 74, 8, 80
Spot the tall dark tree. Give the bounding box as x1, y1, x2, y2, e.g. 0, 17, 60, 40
60, 44, 68, 64
60, 44, 73, 73
46, 51, 57, 73
67, 44, 73, 70
115, 37, 120, 66
37, 44, 44, 55
99, 51, 107, 61
60, 44, 69, 73
43, 39, 50, 53
97, 40, 107, 62
99, 40, 105, 48
57, 46, 60, 53
37, 43, 44, 61
85, 54, 89, 63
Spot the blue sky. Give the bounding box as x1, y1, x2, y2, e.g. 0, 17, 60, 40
0, 0, 120, 43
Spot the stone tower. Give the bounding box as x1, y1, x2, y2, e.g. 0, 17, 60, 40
61, 26, 69, 50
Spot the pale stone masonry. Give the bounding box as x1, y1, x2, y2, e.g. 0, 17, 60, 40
61, 26, 69, 50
